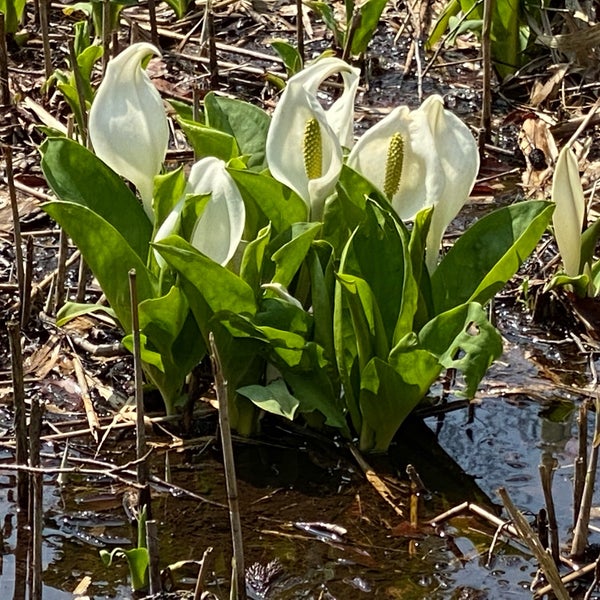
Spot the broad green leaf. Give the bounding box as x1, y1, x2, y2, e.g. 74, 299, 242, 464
240, 224, 271, 296
350, 0, 389, 56
336, 273, 389, 369
270, 222, 321, 288
395, 207, 432, 339
283, 361, 347, 430
342, 201, 406, 345
420, 302, 503, 398
137, 285, 189, 359
545, 273, 590, 298
122, 332, 164, 370
228, 168, 308, 235
580, 218, 600, 272
75, 44, 103, 99
124, 311, 205, 414
492, 0, 524, 78
359, 356, 435, 453
0, 0, 26, 32
431, 201, 553, 314
56, 302, 117, 326
154, 235, 257, 316
153, 167, 186, 227
426, 0, 461, 48
306, 1, 345, 46
41, 138, 152, 260
178, 119, 239, 162
308, 242, 336, 363
204, 92, 271, 170
271, 40, 303, 76
238, 379, 299, 420
43, 202, 155, 332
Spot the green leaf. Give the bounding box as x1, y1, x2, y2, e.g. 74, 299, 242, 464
307, 242, 336, 363
228, 168, 308, 235
283, 358, 347, 429
43, 202, 155, 332
153, 167, 186, 227
545, 272, 590, 298
336, 273, 389, 369
204, 92, 271, 170
271, 222, 322, 288
179, 118, 240, 162
580, 218, 600, 272
41, 138, 152, 261
100, 547, 149, 592
271, 40, 303, 76
358, 355, 437, 453
426, 0, 461, 48
238, 379, 299, 420
350, 0, 388, 56
306, 1, 345, 46
0, 0, 26, 32
491, 0, 524, 78
75, 44, 103, 100
341, 201, 406, 346
419, 302, 503, 398
240, 224, 271, 296
56, 302, 117, 326
431, 200, 553, 314
153, 235, 257, 316
394, 207, 432, 339
324, 165, 391, 254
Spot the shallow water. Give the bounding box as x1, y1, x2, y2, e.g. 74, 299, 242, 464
0, 313, 598, 599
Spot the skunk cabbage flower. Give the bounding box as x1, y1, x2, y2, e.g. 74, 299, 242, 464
89, 42, 169, 219
266, 57, 360, 220
155, 157, 245, 267
551, 145, 585, 277
347, 95, 479, 271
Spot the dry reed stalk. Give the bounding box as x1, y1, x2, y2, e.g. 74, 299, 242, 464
21, 236, 33, 328
498, 487, 570, 600
129, 270, 149, 493
539, 458, 559, 563
194, 546, 214, 600
5, 146, 25, 310
75, 259, 89, 303
209, 332, 246, 600
574, 400, 588, 526
147, 0, 159, 47
39, 0, 52, 80
102, 0, 111, 73
571, 394, 600, 557
0, 14, 10, 105
479, 0, 493, 150
29, 397, 43, 600
8, 322, 28, 515
54, 229, 69, 312
295, 0, 304, 62
146, 519, 161, 594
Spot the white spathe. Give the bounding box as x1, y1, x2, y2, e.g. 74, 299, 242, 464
266, 57, 360, 220
154, 157, 246, 267
88, 42, 169, 219
551, 145, 585, 277
347, 95, 479, 272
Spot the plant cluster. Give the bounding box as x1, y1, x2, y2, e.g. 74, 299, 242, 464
41, 43, 553, 453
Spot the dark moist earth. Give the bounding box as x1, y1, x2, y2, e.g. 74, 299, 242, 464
2, 1, 600, 598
